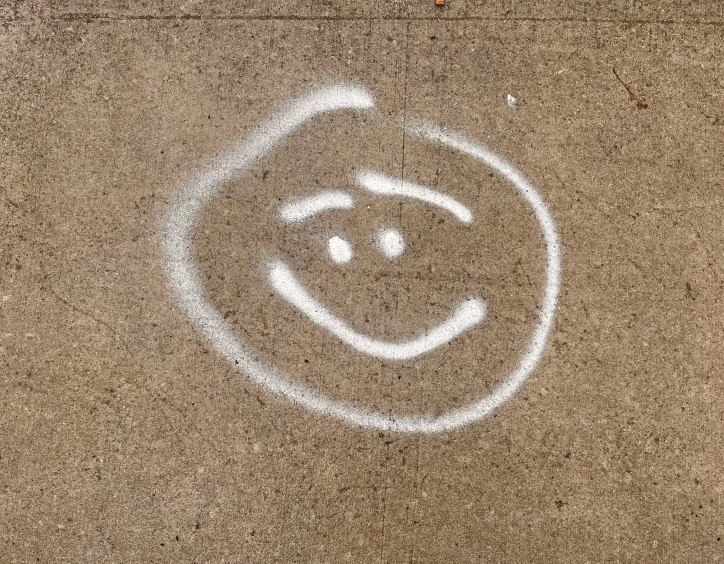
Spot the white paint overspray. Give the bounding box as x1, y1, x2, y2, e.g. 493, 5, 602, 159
161, 84, 561, 433
268, 259, 486, 361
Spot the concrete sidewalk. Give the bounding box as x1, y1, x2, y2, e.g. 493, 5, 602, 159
1, 2, 723, 562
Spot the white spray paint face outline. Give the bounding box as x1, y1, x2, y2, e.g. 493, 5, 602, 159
162, 84, 561, 433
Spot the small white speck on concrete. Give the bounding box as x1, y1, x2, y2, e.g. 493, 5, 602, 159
507, 94, 518, 107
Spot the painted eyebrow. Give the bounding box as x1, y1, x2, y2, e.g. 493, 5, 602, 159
278, 190, 355, 223
354, 169, 473, 224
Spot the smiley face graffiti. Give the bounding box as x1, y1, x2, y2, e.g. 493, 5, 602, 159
161, 84, 561, 433
271, 170, 486, 361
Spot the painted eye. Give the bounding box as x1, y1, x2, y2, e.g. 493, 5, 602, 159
327, 236, 353, 264
376, 227, 405, 259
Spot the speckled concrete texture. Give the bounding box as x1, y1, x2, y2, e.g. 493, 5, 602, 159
1, 1, 723, 562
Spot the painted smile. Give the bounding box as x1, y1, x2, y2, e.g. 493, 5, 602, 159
268, 259, 486, 361
271, 169, 486, 361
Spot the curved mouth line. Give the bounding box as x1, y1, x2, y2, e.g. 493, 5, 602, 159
267, 259, 487, 361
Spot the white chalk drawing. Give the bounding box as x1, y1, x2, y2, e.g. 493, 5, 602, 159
327, 235, 353, 264
376, 227, 405, 259
279, 190, 354, 223
162, 84, 561, 433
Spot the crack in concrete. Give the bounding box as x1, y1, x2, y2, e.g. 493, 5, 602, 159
2, 14, 724, 26
43, 286, 131, 354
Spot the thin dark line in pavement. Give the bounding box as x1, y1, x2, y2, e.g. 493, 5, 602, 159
4, 13, 724, 26
43, 286, 131, 354
400, 19, 411, 186
409, 436, 422, 564
395, 20, 411, 320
